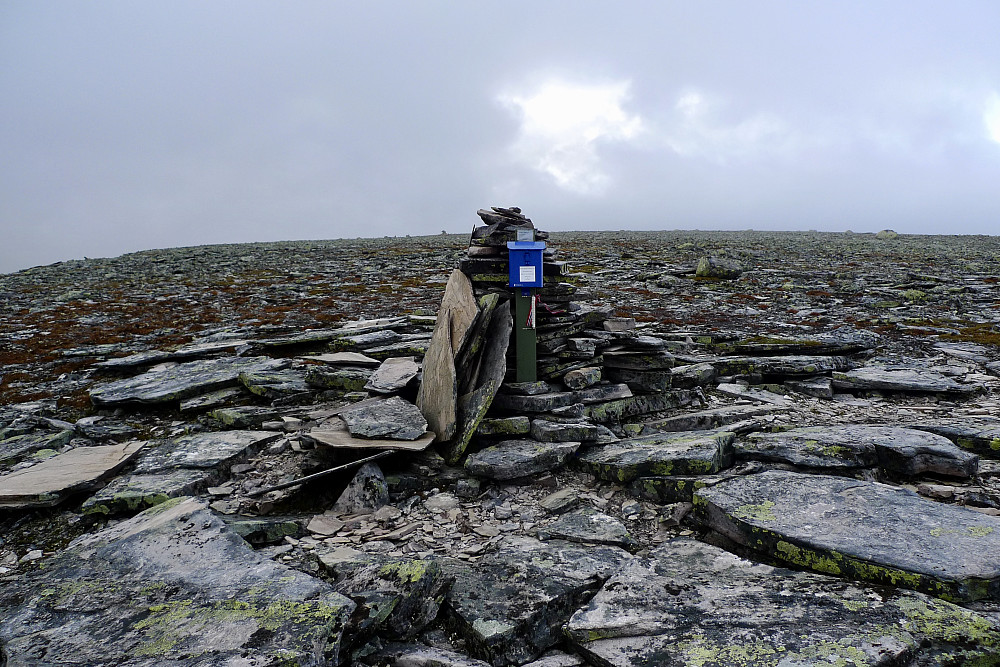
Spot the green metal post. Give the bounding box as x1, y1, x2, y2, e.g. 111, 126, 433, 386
514, 288, 537, 382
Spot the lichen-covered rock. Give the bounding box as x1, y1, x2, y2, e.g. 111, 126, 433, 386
577, 429, 734, 483
694, 470, 1000, 601
738, 425, 978, 478
0, 497, 355, 665
465, 439, 580, 480
695, 256, 743, 279
443, 536, 631, 666
89, 356, 289, 406
536, 507, 636, 550
530, 419, 614, 443
912, 418, 1000, 458
567, 537, 1000, 666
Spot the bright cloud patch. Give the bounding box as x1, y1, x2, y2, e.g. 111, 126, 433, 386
664, 89, 791, 162
985, 93, 1000, 145
501, 80, 643, 194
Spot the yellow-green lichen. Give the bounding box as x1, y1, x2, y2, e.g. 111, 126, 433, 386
893, 596, 999, 647
968, 526, 994, 537
732, 500, 777, 522
378, 560, 430, 584
775, 541, 843, 575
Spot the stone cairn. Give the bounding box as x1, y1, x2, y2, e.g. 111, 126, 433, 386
418, 206, 705, 476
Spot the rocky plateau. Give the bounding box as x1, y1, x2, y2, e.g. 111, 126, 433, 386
2, 217, 1000, 666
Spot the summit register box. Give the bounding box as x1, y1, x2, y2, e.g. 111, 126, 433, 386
506, 241, 546, 288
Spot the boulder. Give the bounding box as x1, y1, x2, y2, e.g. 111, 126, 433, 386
0, 497, 355, 665
340, 396, 429, 441
465, 439, 580, 480
577, 429, 735, 483
695, 256, 743, 279
567, 537, 1000, 666
695, 470, 1000, 601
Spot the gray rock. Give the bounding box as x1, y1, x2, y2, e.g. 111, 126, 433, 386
710, 354, 853, 377
465, 439, 580, 480
501, 380, 552, 396
530, 419, 614, 443
602, 350, 675, 370
208, 405, 282, 428
537, 507, 636, 550
539, 488, 582, 514
365, 356, 420, 394
82, 430, 280, 516
360, 643, 493, 667
603, 367, 673, 393
417, 269, 477, 442
669, 361, 717, 388
333, 462, 389, 514
566, 537, 1000, 666
492, 391, 576, 413
0, 429, 74, 464
305, 366, 373, 392
833, 365, 977, 395
695, 470, 1000, 601
739, 425, 978, 478
571, 383, 632, 404
341, 396, 429, 440
695, 256, 743, 279
0, 497, 355, 665
319, 553, 447, 640
785, 375, 835, 398
443, 536, 631, 666
912, 418, 1000, 458
441, 301, 512, 464
475, 416, 531, 437
582, 390, 705, 423
562, 367, 601, 390
577, 429, 735, 483
89, 356, 289, 406
239, 368, 310, 399
636, 404, 779, 434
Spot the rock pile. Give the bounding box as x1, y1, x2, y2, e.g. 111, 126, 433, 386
2, 222, 1000, 665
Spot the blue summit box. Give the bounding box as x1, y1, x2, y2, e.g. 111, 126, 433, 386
507, 241, 546, 288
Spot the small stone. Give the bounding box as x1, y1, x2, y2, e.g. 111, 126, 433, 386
563, 367, 602, 390
539, 488, 581, 514
603, 318, 636, 332
424, 492, 461, 512
306, 515, 346, 536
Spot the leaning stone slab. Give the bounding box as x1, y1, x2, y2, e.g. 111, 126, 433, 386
577, 429, 735, 483
912, 418, 1000, 458
694, 470, 1000, 601
440, 301, 512, 464
340, 396, 429, 440
465, 439, 581, 480
0, 441, 145, 508
566, 537, 1000, 666
833, 365, 978, 395
443, 536, 631, 666
89, 356, 289, 406
739, 425, 978, 478
416, 275, 468, 442
0, 497, 355, 665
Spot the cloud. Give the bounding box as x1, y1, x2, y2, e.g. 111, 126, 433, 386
661, 89, 795, 163
499, 79, 643, 194
985, 92, 1000, 145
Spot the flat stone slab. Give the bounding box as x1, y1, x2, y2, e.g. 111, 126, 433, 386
537, 507, 636, 550
89, 356, 288, 405
301, 351, 382, 366
364, 356, 420, 394
694, 470, 1000, 601
567, 537, 1000, 666
465, 439, 581, 480
340, 396, 429, 440
581, 390, 704, 423
0, 441, 145, 508
530, 419, 614, 443
133, 430, 280, 473
0, 497, 355, 665
709, 354, 853, 377
714, 327, 881, 355
238, 368, 310, 398
738, 425, 979, 478
80, 430, 280, 515
913, 418, 1000, 458
577, 429, 735, 483
636, 404, 780, 435
305, 419, 434, 451
833, 365, 977, 395
443, 536, 631, 666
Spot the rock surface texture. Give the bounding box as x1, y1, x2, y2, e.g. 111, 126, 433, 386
3, 220, 1000, 665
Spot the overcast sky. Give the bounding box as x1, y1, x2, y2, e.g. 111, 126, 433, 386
3, 2, 1000, 273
